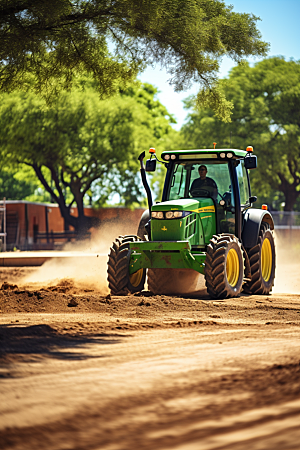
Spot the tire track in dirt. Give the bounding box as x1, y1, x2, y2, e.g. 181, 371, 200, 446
1, 325, 300, 450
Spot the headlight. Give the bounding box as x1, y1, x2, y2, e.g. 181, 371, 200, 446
170, 154, 176, 160
174, 211, 183, 218
165, 211, 174, 219
220, 152, 226, 158
164, 154, 170, 160
226, 152, 233, 158
165, 211, 192, 219
152, 211, 192, 219
151, 211, 164, 219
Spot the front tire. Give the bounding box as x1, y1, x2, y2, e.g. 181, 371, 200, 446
107, 235, 146, 295
244, 223, 276, 295
205, 234, 244, 299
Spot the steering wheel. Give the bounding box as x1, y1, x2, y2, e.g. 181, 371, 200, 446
190, 188, 211, 197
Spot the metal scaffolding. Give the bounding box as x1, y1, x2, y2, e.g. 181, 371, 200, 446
0, 198, 7, 252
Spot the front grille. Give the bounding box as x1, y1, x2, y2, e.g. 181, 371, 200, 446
184, 213, 196, 239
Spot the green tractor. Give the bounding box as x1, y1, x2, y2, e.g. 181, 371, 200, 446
107, 146, 276, 299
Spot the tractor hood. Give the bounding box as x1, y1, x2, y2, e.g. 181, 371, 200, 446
152, 197, 214, 212
151, 197, 216, 245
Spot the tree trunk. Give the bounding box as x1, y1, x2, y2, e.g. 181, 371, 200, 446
70, 184, 100, 237
283, 188, 299, 211
32, 163, 100, 237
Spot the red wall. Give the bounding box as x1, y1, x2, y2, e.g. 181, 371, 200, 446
4, 201, 145, 250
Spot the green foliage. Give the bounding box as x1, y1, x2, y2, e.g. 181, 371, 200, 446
196, 85, 234, 123
181, 57, 300, 211
0, 0, 268, 119
148, 127, 180, 203
0, 165, 39, 200
0, 81, 176, 230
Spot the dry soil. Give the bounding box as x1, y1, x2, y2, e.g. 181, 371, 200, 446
0, 243, 300, 450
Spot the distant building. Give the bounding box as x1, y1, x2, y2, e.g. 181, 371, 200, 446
0, 200, 144, 251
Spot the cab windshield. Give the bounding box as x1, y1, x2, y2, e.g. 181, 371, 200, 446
168, 161, 233, 203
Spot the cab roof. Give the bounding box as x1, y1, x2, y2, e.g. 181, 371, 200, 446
161, 148, 248, 160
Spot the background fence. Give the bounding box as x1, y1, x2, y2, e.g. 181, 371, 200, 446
271, 211, 300, 229
271, 211, 300, 254
0, 198, 7, 251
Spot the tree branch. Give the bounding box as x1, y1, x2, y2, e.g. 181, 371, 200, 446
49, 166, 67, 207
31, 163, 60, 204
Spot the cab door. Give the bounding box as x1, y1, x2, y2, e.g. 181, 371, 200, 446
229, 159, 250, 239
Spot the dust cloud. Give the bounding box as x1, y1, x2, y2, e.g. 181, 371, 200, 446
273, 231, 300, 295
23, 255, 109, 294
18, 224, 300, 296
23, 219, 139, 293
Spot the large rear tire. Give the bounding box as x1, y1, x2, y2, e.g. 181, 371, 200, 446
107, 235, 146, 295
205, 234, 244, 299
244, 222, 276, 295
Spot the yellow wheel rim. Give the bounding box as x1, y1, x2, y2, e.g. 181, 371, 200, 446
261, 238, 272, 282
129, 269, 144, 287
226, 248, 240, 287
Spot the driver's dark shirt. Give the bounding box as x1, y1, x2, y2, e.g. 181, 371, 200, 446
191, 176, 217, 192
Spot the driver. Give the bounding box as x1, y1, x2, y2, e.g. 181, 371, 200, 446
190, 165, 218, 199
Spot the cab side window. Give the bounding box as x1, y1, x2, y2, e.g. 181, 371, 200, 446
237, 161, 250, 206
169, 164, 186, 200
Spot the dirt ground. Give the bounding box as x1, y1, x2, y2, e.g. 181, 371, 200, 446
0, 241, 300, 450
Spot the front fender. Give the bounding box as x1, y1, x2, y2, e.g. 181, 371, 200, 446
242, 209, 274, 248
137, 209, 150, 240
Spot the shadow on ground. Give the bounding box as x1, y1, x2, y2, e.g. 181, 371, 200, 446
0, 324, 128, 372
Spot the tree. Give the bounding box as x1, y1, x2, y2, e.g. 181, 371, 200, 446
117, 82, 178, 204
0, 0, 268, 120
181, 57, 300, 211
0, 82, 175, 233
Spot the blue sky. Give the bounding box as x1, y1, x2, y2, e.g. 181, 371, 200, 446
139, 0, 300, 130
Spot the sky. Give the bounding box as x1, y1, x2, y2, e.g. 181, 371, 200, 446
138, 0, 300, 130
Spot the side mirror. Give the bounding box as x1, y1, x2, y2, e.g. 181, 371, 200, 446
244, 154, 257, 170
249, 196, 257, 203
145, 159, 156, 172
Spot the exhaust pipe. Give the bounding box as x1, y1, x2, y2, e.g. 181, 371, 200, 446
138, 151, 153, 212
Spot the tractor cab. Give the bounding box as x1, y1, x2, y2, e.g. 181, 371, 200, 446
151, 149, 256, 244
160, 158, 236, 240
